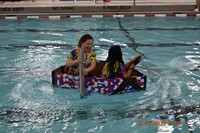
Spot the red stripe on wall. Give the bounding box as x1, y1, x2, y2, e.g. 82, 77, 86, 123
166, 13, 176, 16
124, 13, 134, 17
17, 15, 28, 19
103, 14, 113, 17
82, 14, 92, 18
187, 13, 197, 17
39, 16, 49, 19
60, 15, 70, 19
145, 13, 155, 17
0, 16, 5, 19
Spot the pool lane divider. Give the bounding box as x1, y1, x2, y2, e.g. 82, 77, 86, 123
0, 13, 200, 19
116, 17, 147, 58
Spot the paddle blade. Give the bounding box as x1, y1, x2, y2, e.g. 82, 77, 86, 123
79, 47, 89, 98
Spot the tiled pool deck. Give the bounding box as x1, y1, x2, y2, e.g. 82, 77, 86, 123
0, 0, 199, 18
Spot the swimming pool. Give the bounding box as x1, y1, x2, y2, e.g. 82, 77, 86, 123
0, 16, 199, 133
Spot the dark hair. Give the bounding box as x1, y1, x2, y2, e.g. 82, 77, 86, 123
106, 45, 124, 78
78, 34, 93, 47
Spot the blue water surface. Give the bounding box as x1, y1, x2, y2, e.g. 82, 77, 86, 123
0, 17, 200, 133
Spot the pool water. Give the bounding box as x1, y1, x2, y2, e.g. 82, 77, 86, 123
0, 17, 199, 133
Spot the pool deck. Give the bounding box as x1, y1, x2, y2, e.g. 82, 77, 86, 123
0, 0, 199, 17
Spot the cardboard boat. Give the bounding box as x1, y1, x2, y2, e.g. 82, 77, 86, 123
52, 61, 147, 95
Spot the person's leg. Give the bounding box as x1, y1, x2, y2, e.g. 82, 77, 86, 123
124, 55, 141, 70
126, 64, 135, 78
197, 0, 200, 10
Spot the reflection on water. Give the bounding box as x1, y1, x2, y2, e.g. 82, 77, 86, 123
0, 103, 199, 132
0, 45, 199, 133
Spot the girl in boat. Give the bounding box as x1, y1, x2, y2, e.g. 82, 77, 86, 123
65, 34, 96, 76
101, 45, 141, 78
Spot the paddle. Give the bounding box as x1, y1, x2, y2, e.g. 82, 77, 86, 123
79, 47, 88, 98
